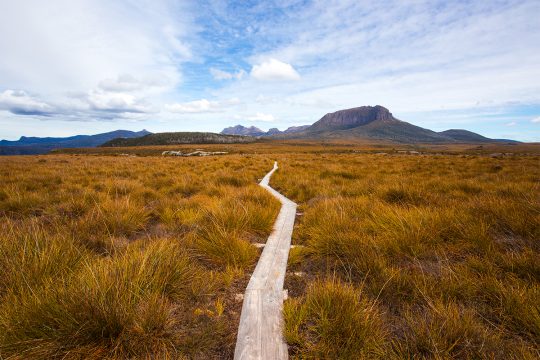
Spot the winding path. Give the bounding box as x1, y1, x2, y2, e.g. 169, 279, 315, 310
234, 162, 297, 360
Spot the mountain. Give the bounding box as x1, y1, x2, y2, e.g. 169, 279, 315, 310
295, 106, 452, 143
224, 105, 519, 143
268, 106, 517, 144
266, 128, 282, 135
220, 124, 310, 137
221, 125, 266, 136
283, 125, 310, 133
0, 130, 151, 155
308, 105, 394, 132
101, 132, 255, 147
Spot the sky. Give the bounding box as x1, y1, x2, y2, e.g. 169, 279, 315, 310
1, 0, 540, 141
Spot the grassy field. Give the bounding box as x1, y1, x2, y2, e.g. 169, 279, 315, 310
0, 154, 280, 358
52, 139, 540, 157
271, 152, 540, 358
1, 144, 539, 359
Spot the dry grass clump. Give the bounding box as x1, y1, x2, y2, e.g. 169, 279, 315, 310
1, 239, 219, 358
2, 146, 537, 358
392, 301, 507, 358
0, 219, 86, 298
284, 279, 386, 359
192, 224, 259, 269
0, 154, 279, 358
274, 153, 540, 358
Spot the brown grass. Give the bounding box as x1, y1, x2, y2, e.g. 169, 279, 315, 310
0, 154, 280, 359
1, 143, 539, 359
274, 152, 540, 359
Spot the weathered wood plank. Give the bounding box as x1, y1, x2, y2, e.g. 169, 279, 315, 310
234, 162, 296, 360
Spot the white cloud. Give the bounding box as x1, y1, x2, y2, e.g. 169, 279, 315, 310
165, 99, 217, 113
255, 94, 274, 104
1, 1, 191, 90
86, 90, 150, 113
1, 1, 539, 142
250, 59, 300, 81
506, 121, 517, 126
245, 112, 275, 122
532, 117, 540, 123
0, 0, 193, 115
210, 68, 246, 80
0, 90, 54, 115
165, 98, 241, 113
217, 0, 540, 132
98, 74, 171, 92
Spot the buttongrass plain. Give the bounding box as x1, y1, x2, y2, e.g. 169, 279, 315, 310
0, 154, 280, 359
1, 143, 538, 359
273, 152, 539, 359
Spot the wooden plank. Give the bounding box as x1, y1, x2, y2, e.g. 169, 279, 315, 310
234, 162, 296, 360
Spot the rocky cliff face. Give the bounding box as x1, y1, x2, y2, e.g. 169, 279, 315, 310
308, 105, 394, 132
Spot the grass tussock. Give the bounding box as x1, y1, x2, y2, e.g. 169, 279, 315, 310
274, 153, 540, 358
0, 239, 220, 358
0, 219, 86, 298
1, 147, 538, 358
0, 154, 279, 358
284, 279, 386, 359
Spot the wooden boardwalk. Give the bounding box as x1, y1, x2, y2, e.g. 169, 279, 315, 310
234, 162, 297, 360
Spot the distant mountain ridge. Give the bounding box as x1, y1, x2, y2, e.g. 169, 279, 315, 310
101, 132, 255, 147
0, 130, 151, 155
438, 129, 514, 143
222, 106, 519, 144
2, 106, 520, 156
221, 124, 310, 137
221, 125, 266, 136
282, 125, 311, 133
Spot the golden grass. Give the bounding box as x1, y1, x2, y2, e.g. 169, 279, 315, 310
273, 152, 540, 359
284, 279, 386, 359
0, 154, 280, 358
53, 138, 540, 157
1, 145, 539, 358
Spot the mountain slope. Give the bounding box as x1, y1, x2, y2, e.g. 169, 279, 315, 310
438, 129, 521, 143
340, 118, 453, 143
101, 132, 255, 147
0, 130, 151, 155
283, 125, 310, 134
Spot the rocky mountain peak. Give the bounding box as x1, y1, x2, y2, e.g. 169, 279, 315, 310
308, 105, 395, 132
221, 125, 265, 136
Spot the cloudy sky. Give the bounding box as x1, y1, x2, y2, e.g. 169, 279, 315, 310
1, 0, 539, 141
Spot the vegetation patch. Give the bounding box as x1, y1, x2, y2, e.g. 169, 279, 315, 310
0, 154, 280, 358
275, 153, 540, 358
